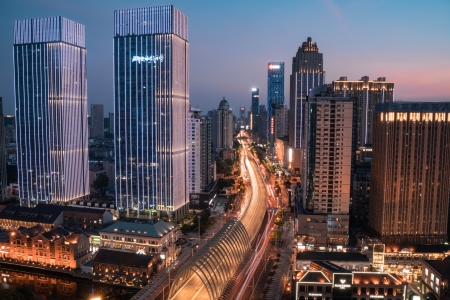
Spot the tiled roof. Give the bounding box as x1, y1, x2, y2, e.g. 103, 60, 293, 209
94, 249, 153, 268
100, 220, 177, 238
298, 271, 331, 283
353, 272, 403, 285
0, 205, 62, 224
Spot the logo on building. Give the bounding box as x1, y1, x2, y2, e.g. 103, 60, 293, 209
132, 55, 164, 63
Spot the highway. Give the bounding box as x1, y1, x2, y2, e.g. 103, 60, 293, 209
166, 134, 268, 300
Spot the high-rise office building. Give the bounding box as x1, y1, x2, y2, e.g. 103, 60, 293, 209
290, 37, 325, 149
251, 88, 259, 133
0, 98, 6, 200
14, 17, 89, 203
238, 107, 246, 129
369, 102, 450, 244
332, 76, 394, 147
267, 62, 284, 140
273, 105, 289, 138
90, 104, 104, 138
258, 105, 268, 143
108, 112, 114, 135
299, 85, 353, 246
188, 108, 213, 194
211, 98, 234, 154
114, 6, 189, 220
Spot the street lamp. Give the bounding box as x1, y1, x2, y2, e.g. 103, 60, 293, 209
197, 215, 201, 242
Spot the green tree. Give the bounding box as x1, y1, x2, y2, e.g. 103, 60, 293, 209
181, 224, 191, 235
91, 173, 109, 196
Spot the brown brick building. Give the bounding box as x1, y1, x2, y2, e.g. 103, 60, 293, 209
369, 102, 450, 244
0, 225, 91, 269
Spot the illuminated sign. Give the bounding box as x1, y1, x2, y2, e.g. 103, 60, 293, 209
269, 65, 280, 69
334, 279, 351, 289
64, 241, 70, 245
369, 296, 384, 299
308, 293, 322, 296
132, 55, 164, 63
240, 107, 245, 111
252, 88, 257, 91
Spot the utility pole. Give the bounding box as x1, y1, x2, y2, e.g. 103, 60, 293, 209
198, 215, 201, 242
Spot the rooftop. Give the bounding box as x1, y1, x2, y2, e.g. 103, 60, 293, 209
353, 272, 403, 285
424, 259, 450, 276
311, 261, 351, 273
297, 251, 369, 262
297, 271, 331, 283
94, 249, 153, 268
375, 101, 450, 113
384, 243, 450, 254
99, 220, 177, 238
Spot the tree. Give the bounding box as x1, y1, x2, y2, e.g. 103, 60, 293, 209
181, 224, 191, 235
91, 173, 109, 196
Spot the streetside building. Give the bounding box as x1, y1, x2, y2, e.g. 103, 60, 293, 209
0, 225, 91, 269
299, 85, 354, 246
420, 259, 450, 299
114, 6, 189, 220
99, 220, 179, 266
369, 102, 450, 244
13, 17, 89, 204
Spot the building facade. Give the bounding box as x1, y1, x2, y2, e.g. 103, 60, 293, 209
13, 17, 89, 203
114, 6, 189, 220
420, 259, 450, 300
251, 88, 259, 133
108, 112, 114, 135
267, 62, 284, 140
90, 104, 104, 138
369, 102, 450, 244
332, 76, 394, 147
188, 108, 213, 194
289, 37, 325, 150
211, 98, 234, 154
300, 85, 353, 245
0, 97, 6, 200
0, 225, 91, 269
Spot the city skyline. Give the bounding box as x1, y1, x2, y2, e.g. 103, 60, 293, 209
0, 0, 449, 116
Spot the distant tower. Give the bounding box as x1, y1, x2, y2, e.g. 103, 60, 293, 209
211, 98, 234, 154
289, 37, 324, 149
267, 62, 284, 140
0, 97, 6, 200
14, 17, 89, 203
114, 6, 189, 220
369, 102, 450, 244
90, 104, 104, 138
251, 88, 259, 133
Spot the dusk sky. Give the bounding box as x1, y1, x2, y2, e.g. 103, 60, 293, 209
1, 0, 449, 116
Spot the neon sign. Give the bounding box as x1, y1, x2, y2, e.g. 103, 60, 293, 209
132, 55, 164, 63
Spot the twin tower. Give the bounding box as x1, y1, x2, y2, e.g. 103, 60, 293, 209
13, 6, 189, 220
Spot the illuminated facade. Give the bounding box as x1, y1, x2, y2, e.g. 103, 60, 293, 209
13, 17, 89, 203
332, 76, 394, 147
369, 102, 450, 244
90, 104, 104, 138
267, 62, 284, 140
0, 97, 6, 200
114, 6, 189, 220
0, 225, 91, 269
289, 37, 324, 149
300, 85, 353, 245
251, 88, 259, 133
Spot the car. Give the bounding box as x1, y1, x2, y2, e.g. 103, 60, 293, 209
113, 278, 121, 284
100, 277, 107, 282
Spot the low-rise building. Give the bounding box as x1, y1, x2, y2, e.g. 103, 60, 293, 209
99, 220, 179, 266
93, 248, 154, 284
294, 260, 407, 300
0, 225, 91, 269
420, 259, 450, 300
296, 251, 370, 272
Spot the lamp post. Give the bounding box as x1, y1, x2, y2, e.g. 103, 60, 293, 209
197, 215, 201, 243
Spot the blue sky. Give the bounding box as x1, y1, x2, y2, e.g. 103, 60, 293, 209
0, 0, 449, 116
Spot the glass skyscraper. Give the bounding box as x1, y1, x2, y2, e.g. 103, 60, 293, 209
289, 37, 324, 149
114, 6, 189, 220
267, 62, 284, 140
251, 88, 259, 133
13, 17, 88, 203
0, 98, 6, 200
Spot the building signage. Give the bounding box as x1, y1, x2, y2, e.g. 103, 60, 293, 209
369, 295, 384, 299
332, 273, 353, 300
334, 279, 351, 289
308, 293, 322, 296
132, 55, 164, 63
